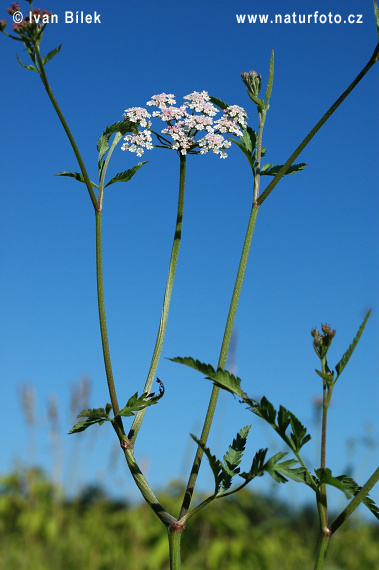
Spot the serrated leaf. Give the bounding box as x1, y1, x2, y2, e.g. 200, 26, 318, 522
191, 434, 225, 494
251, 398, 311, 452
209, 95, 229, 111
265, 50, 274, 106
315, 469, 379, 519
289, 412, 311, 452
266, 453, 306, 484
221, 425, 251, 491
335, 310, 371, 380
104, 161, 147, 188
55, 171, 99, 189
260, 163, 307, 176
42, 44, 62, 65
117, 379, 164, 418
241, 448, 268, 480
169, 356, 245, 398
16, 53, 38, 72
250, 396, 277, 426
69, 406, 111, 434
277, 405, 291, 436
97, 120, 137, 176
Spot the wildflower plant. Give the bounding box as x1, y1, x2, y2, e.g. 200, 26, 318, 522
2, 1, 379, 569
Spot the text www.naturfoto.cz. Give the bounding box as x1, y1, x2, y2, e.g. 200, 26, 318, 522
236, 13, 363, 24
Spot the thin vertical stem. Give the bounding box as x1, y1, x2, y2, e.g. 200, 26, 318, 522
128, 154, 187, 444
96, 212, 123, 431
179, 112, 265, 518
34, 45, 98, 211
179, 200, 259, 518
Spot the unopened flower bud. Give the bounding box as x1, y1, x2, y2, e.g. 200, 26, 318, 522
241, 70, 262, 97
7, 3, 20, 16
0, 19, 7, 31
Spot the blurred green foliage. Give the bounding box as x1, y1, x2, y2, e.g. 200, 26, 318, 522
0, 468, 378, 569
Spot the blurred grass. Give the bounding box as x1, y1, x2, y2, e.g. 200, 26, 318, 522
0, 467, 378, 570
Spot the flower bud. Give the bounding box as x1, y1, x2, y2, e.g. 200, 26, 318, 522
7, 3, 20, 16
0, 19, 7, 31
241, 70, 262, 97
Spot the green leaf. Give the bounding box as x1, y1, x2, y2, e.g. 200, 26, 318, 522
260, 163, 307, 176
241, 448, 268, 480
191, 434, 225, 494
55, 171, 99, 189
97, 120, 137, 176
230, 127, 258, 171
315, 369, 334, 383
69, 406, 111, 434
209, 95, 229, 111
250, 398, 311, 452
16, 53, 38, 72
335, 310, 371, 380
247, 92, 265, 111
117, 379, 164, 418
265, 49, 274, 107
169, 356, 245, 398
289, 413, 311, 452
221, 425, 251, 491
42, 44, 62, 65
315, 469, 379, 519
250, 396, 277, 426
266, 452, 306, 484
104, 161, 147, 188
241, 450, 306, 485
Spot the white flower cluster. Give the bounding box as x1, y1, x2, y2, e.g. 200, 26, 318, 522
121, 91, 247, 158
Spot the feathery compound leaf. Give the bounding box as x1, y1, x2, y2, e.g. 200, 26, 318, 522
16, 53, 38, 72
117, 379, 164, 418
250, 399, 311, 452
209, 95, 229, 111
104, 162, 147, 188
260, 163, 307, 176
289, 412, 311, 452
69, 406, 111, 434
42, 44, 62, 65
191, 434, 225, 494
169, 356, 245, 398
335, 310, 371, 380
55, 171, 99, 189
221, 425, 251, 491
315, 469, 379, 519
240, 448, 268, 480
97, 120, 138, 174
266, 453, 306, 484
250, 396, 277, 426
230, 127, 258, 171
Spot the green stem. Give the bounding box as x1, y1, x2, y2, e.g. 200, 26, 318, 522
128, 154, 187, 444
314, 531, 331, 570
179, 111, 266, 519
96, 212, 123, 431
257, 43, 379, 206
34, 45, 98, 211
167, 523, 184, 570
329, 465, 379, 534
317, 356, 331, 535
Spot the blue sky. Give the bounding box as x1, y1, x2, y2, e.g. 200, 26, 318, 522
1, 0, 378, 518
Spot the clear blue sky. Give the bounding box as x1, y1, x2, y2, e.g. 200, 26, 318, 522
1, 0, 378, 517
